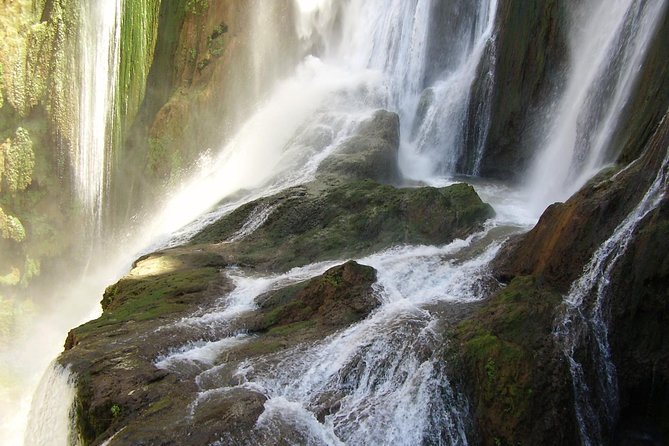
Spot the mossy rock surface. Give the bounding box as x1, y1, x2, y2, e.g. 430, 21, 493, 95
316, 109, 401, 184
59, 259, 379, 445
451, 276, 576, 446
242, 260, 378, 336
191, 179, 494, 272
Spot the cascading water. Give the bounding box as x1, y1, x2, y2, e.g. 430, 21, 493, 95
153, 229, 508, 445
74, 0, 122, 231
24, 364, 79, 446
555, 143, 669, 445
400, 0, 498, 178
14, 0, 668, 444
320, 0, 498, 179
526, 0, 668, 214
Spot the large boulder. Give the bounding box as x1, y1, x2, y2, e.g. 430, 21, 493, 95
316, 110, 402, 184
190, 180, 494, 272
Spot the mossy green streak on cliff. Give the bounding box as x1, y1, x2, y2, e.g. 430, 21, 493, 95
114, 0, 161, 148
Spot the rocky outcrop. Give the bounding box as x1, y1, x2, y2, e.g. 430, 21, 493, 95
60, 258, 379, 445
190, 179, 493, 272
316, 110, 401, 184
60, 104, 495, 444
242, 261, 379, 333
494, 108, 669, 292
474, 0, 567, 180
469, 110, 669, 445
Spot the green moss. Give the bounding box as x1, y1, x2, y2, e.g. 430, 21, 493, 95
185, 0, 209, 15
114, 0, 161, 148
0, 267, 20, 286
192, 180, 493, 271
143, 396, 172, 416
453, 276, 564, 443
2, 127, 34, 192
0, 62, 4, 110
71, 267, 220, 344
147, 135, 182, 179
241, 339, 284, 356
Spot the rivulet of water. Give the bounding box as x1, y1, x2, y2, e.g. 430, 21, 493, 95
555, 144, 668, 445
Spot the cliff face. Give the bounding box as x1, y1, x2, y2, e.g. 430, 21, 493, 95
0, 0, 81, 323
471, 0, 567, 179
115, 0, 301, 217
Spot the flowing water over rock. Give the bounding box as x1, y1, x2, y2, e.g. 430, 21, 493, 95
12, 0, 669, 444
526, 0, 668, 214
555, 144, 669, 445
24, 363, 78, 446
152, 227, 512, 445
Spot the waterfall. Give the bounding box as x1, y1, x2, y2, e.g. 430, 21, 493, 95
14, 0, 668, 443
74, 0, 122, 231
400, 0, 498, 179
315, 0, 498, 180
24, 363, 79, 446
555, 144, 669, 445
526, 0, 668, 214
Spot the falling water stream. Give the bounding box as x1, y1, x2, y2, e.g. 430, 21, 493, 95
525, 0, 668, 215
75, 0, 122, 232
11, 0, 669, 444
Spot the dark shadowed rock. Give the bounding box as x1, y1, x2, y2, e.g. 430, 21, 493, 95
479, 110, 669, 444
449, 276, 578, 445
475, 0, 568, 180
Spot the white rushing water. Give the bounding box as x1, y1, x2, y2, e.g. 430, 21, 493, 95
525, 0, 667, 215
153, 227, 511, 445
74, 0, 122, 231
555, 144, 669, 446
401, 0, 498, 178
24, 364, 79, 446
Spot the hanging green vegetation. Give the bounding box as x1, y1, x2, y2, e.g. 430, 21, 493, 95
2, 128, 34, 193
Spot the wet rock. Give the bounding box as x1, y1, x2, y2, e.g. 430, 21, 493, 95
609, 195, 669, 443
494, 104, 669, 292
477, 107, 669, 444
449, 276, 578, 445
476, 0, 568, 180
245, 261, 379, 333
190, 180, 493, 272
317, 109, 401, 184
